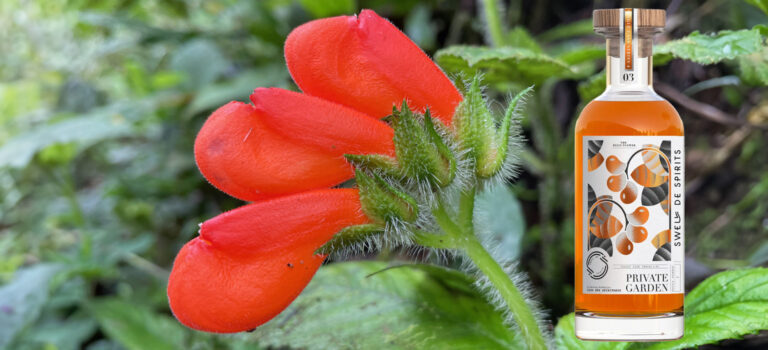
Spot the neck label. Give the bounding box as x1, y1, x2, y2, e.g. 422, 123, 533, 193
619, 8, 638, 84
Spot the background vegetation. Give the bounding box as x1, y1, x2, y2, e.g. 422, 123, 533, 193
0, 0, 766, 349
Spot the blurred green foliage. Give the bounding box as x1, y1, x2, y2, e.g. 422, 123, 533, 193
0, 0, 767, 349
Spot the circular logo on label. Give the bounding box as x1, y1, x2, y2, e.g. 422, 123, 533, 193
586, 250, 609, 280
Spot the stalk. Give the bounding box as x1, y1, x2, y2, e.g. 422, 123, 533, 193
432, 189, 547, 350
463, 233, 547, 350
480, 0, 506, 47
47, 166, 85, 226
63, 170, 85, 226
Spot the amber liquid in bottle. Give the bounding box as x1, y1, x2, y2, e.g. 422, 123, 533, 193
574, 102, 684, 313
574, 9, 684, 341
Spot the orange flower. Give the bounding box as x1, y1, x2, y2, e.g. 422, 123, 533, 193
286, 9, 462, 125
168, 189, 368, 333
195, 93, 394, 202
168, 9, 461, 333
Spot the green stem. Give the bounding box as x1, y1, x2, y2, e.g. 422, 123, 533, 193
458, 188, 476, 234
433, 189, 547, 350
413, 230, 455, 249
432, 198, 463, 238
62, 169, 85, 226
47, 166, 85, 226
463, 234, 547, 350
124, 252, 169, 280
480, 0, 506, 47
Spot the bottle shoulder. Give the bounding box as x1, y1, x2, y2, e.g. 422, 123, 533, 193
576, 98, 683, 136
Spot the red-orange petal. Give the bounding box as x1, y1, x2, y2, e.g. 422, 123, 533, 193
284, 9, 462, 125
195, 101, 356, 201
167, 189, 368, 333
250, 87, 395, 157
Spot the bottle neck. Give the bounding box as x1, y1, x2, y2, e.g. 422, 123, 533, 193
598, 36, 662, 101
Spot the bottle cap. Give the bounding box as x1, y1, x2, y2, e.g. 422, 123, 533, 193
593, 8, 665, 30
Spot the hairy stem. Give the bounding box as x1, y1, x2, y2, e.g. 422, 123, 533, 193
433, 188, 547, 350
432, 198, 463, 237
458, 188, 476, 234
463, 233, 546, 350
480, 0, 506, 47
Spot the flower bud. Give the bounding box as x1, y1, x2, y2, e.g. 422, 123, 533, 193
356, 169, 418, 225
343, 154, 400, 178
315, 224, 384, 255
389, 102, 456, 187
454, 76, 531, 178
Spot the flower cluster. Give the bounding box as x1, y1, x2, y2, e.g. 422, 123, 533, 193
167, 9, 538, 341
167, 10, 463, 333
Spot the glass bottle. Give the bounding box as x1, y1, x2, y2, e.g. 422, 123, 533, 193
574, 8, 684, 341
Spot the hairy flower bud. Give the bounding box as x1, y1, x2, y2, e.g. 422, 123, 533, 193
343, 154, 400, 178
356, 169, 418, 225
315, 224, 384, 255
390, 102, 456, 187
454, 76, 531, 178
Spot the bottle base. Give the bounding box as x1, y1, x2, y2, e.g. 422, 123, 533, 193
575, 312, 684, 341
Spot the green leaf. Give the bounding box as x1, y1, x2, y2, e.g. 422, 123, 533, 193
537, 19, 594, 42
404, 4, 437, 51
475, 185, 525, 261
0, 112, 132, 169
255, 261, 521, 350
16, 315, 98, 350
506, 27, 543, 52
56, 79, 104, 113
746, 0, 768, 15
738, 46, 768, 86
0, 264, 62, 350
548, 44, 603, 79
654, 29, 764, 65
36, 142, 78, 166
170, 39, 229, 90
0, 81, 44, 128
749, 241, 768, 266
647, 268, 768, 350
553, 268, 768, 350
556, 45, 605, 65
435, 46, 574, 84
755, 24, 768, 37
299, 0, 354, 18
577, 72, 606, 102
86, 299, 186, 350
682, 76, 741, 95
185, 65, 289, 118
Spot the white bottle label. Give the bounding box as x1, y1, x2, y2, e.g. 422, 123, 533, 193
583, 136, 684, 294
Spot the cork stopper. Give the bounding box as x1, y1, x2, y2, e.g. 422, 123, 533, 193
593, 9, 666, 29
594, 9, 665, 57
